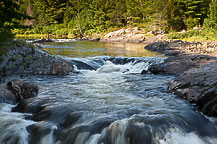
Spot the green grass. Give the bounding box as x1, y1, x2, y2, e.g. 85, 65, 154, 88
15, 34, 76, 39
168, 29, 217, 42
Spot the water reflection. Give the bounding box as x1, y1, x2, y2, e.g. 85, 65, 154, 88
40, 41, 160, 58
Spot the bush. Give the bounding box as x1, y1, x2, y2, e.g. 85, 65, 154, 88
184, 17, 199, 30
168, 28, 217, 40
168, 30, 200, 39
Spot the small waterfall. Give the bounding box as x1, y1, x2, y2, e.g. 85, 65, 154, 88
159, 129, 217, 144
85, 134, 102, 144
40, 125, 57, 144
96, 60, 149, 74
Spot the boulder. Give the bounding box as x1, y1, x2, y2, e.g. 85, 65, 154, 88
33, 38, 54, 43
148, 54, 216, 75
144, 40, 217, 57
0, 79, 38, 103
168, 62, 217, 117
0, 44, 74, 77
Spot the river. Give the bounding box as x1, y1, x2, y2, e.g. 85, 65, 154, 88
1, 40, 217, 144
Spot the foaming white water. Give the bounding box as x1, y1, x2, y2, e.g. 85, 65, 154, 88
74, 132, 90, 144
40, 126, 57, 144
85, 134, 102, 144
8, 57, 217, 144
85, 117, 217, 144
0, 103, 36, 144
158, 128, 217, 144
96, 61, 149, 74
109, 119, 128, 144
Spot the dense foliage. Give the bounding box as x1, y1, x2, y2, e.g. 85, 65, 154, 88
2, 0, 217, 38
0, 0, 30, 42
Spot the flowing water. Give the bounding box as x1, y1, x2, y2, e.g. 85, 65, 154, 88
1, 40, 217, 144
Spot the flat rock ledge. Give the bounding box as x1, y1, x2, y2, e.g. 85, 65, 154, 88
101, 27, 167, 43
144, 41, 217, 117
168, 62, 217, 117
0, 44, 74, 79
144, 40, 217, 57
0, 79, 38, 104
148, 54, 216, 75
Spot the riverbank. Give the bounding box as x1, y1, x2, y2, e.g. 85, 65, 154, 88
144, 40, 217, 117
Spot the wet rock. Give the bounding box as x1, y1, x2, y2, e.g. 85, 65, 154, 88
0, 79, 38, 103
168, 62, 217, 117
0, 44, 74, 77
164, 50, 182, 56
51, 60, 73, 76
27, 122, 54, 144
33, 38, 54, 43
90, 38, 100, 42
148, 54, 216, 75
0, 83, 15, 103
144, 41, 170, 53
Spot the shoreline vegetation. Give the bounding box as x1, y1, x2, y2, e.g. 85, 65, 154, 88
15, 26, 217, 42
15, 26, 217, 58
1, 0, 216, 44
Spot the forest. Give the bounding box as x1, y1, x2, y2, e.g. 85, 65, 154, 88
1, 0, 217, 40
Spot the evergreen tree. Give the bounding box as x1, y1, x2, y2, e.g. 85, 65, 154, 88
9, 0, 214, 36
204, 0, 217, 29
0, 0, 28, 42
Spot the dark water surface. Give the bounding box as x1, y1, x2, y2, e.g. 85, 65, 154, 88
1, 40, 217, 144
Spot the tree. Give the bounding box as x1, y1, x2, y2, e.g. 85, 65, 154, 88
165, 0, 186, 31
0, 0, 28, 42
204, 0, 217, 29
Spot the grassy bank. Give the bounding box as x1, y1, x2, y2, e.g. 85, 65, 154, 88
15, 34, 76, 39
168, 29, 217, 42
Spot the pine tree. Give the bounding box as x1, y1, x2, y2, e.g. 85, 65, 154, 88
0, 0, 28, 42
204, 0, 217, 29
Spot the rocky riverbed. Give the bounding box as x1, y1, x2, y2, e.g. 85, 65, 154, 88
1, 40, 217, 121
145, 40, 217, 118
1, 41, 217, 143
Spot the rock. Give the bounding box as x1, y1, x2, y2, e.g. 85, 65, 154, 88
101, 27, 149, 43
51, 60, 74, 76
146, 31, 153, 34
0, 79, 38, 103
144, 41, 170, 53
168, 62, 217, 117
164, 50, 181, 56
33, 38, 54, 43
145, 40, 217, 117
0, 44, 74, 77
148, 54, 216, 75
0, 83, 15, 103
144, 40, 217, 57
90, 38, 100, 42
